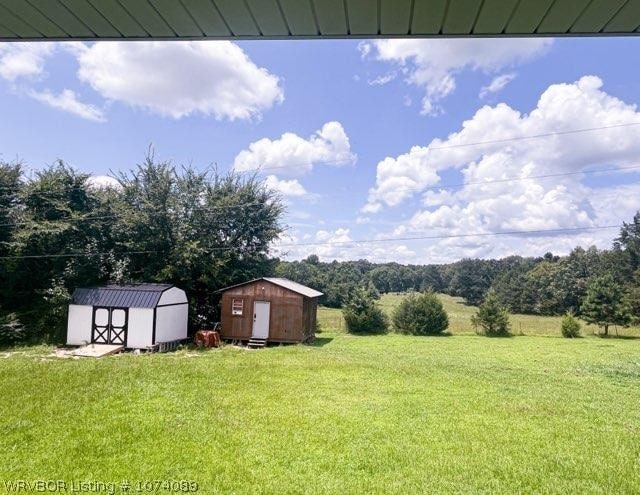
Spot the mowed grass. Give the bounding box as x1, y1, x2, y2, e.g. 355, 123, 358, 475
319, 293, 640, 338
1, 298, 639, 493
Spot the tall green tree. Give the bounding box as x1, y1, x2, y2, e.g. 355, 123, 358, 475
3, 162, 112, 341
580, 274, 631, 336
114, 155, 283, 326
615, 211, 640, 272
448, 259, 498, 306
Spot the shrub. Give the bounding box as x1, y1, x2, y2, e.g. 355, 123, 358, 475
342, 288, 389, 334
392, 291, 449, 335
560, 312, 581, 338
0, 312, 26, 347
471, 290, 510, 337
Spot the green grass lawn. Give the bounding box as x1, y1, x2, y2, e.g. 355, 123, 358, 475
1, 298, 639, 494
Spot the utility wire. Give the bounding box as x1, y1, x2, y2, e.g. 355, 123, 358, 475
0, 225, 622, 260
368, 163, 640, 198
0, 250, 157, 260
0, 166, 637, 228
274, 225, 622, 248
0, 200, 272, 228
1, 121, 639, 195
2, 162, 640, 209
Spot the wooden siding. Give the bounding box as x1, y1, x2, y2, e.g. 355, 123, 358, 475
219, 280, 317, 343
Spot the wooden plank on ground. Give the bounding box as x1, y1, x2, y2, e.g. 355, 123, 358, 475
73, 344, 124, 358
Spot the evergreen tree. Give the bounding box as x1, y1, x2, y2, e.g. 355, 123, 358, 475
471, 290, 510, 337
342, 287, 388, 334
580, 274, 631, 336
615, 211, 640, 271
392, 291, 449, 335
560, 312, 581, 338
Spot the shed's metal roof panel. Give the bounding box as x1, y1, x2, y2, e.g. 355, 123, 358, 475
72, 284, 173, 308
2, 0, 640, 39
217, 277, 323, 298
263, 278, 324, 298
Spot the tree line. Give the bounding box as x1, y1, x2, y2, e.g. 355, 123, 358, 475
276, 215, 640, 329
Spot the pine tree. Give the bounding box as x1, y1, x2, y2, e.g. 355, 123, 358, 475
580, 274, 631, 336
342, 287, 388, 334
471, 290, 510, 337
392, 291, 449, 335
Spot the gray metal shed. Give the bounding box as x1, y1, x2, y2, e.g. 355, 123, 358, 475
67, 284, 188, 349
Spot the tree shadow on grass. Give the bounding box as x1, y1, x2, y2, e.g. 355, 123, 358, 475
594, 334, 640, 341
309, 337, 334, 347
394, 332, 455, 337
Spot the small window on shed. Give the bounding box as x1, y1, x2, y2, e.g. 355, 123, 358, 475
232, 298, 244, 316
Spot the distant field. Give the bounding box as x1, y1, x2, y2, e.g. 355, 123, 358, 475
1, 334, 639, 494
319, 292, 640, 338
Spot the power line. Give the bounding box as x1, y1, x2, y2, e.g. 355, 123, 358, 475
420, 121, 640, 151
0, 250, 156, 260
0, 225, 622, 260
0, 200, 272, 228
2, 121, 639, 196
3, 161, 640, 207
367, 163, 640, 198
274, 225, 622, 248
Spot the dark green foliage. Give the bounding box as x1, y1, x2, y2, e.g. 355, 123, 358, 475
492, 258, 538, 313
276, 258, 373, 308
392, 291, 449, 335
112, 155, 283, 326
0, 154, 283, 342
580, 274, 631, 336
471, 290, 510, 337
615, 211, 640, 272
342, 287, 389, 334
448, 258, 498, 306
626, 271, 640, 325
560, 313, 581, 338
0, 312, 25, 347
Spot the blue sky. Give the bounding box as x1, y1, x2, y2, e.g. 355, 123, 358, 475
1, 37, 639, 263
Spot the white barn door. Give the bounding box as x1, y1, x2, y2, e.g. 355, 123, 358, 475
252, 301, 270, 339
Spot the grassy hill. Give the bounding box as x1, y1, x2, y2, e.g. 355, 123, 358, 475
319, 293, 640, 338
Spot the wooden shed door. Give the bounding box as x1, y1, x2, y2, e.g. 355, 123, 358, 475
252, 301, 270, 339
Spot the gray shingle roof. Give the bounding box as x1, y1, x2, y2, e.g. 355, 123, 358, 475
71, 284, 173, 309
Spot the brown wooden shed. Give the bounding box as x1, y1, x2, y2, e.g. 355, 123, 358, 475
217, 278, 323, 345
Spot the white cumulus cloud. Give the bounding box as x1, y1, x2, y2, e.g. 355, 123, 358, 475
480, 73, 516, 99
361, 38, 551, 115
233, 121, 356, 177
362, 76, 640, 260
273, 227, 417, 263
28, 89, 105, 122
73, 41, 283, 120
87, 175, 121, 190
263, 175, 308, 197
0, 43, 54, 81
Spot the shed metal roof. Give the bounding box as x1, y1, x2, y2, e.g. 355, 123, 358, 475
0, 0, 638, 41
71, 284, 173, 308
217, 277, 323, 298
263, 278, 324, 298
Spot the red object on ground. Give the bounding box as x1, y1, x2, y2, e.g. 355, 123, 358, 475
195, 330, 221, 348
